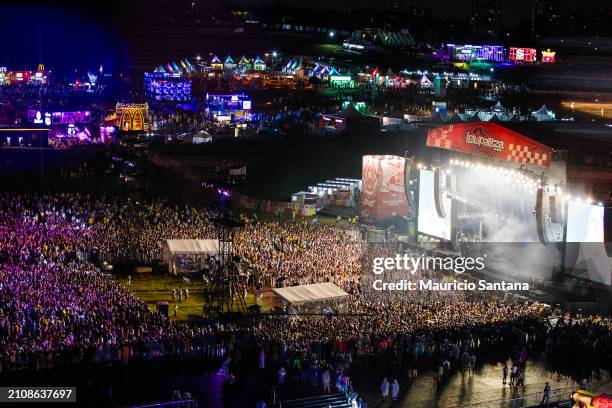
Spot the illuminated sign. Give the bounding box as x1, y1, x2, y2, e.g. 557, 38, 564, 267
242, 100, 252, 110
446, 44, 504, 62
542, 49, 556, 63
466, 132, 504, 151
509, 47, 537, 62
33, 111, 43, 124
44, 113, 51, 126
427, 122, 552, 167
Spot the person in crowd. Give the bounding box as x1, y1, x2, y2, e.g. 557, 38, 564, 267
541, 382, 550, 405
391, 379, 400, 401
381, 378, 389, 399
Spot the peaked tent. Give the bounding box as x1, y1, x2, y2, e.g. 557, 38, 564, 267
253, 55, 266, 71
489, 113, 501, 122
337, 103, 366, 118
447, 114, 464, 124
420, 74, 433, 87
532, 104, 554, 121
534, 104, 549, 115
492, 101, 504, 112
328, 66, 341, 76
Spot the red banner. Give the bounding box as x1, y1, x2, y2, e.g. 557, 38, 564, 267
360, 155, 410, 220
426, 122, 552, 167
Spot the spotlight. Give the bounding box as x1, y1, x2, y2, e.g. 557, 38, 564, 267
217, 188, 231, 197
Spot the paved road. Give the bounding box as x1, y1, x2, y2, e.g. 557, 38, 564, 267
354, 359, 592, 408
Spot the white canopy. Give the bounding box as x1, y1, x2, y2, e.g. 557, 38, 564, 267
165, 239, 220, 255
272, 282, 349, 306
420, 74, 432, 86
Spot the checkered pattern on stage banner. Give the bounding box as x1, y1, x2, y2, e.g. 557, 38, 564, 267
427, 127, 454, 149
506, 144, 549, 166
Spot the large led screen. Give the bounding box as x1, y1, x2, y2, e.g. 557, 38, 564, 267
565, 201, 611, 285
566, 201, 604, 242
417, 169, 452, 240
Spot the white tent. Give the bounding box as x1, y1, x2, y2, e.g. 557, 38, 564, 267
492, 101, 504, 113
163, 239, 221, 274
419, 74, 433, 88
532, 104, 555, 121
272, 282, 349, 306
165, 239, 220, 254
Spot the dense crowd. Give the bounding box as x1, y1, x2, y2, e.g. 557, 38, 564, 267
0, 192, 610, 407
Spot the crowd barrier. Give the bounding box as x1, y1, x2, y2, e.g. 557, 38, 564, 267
0, 340, 227, 375
236, 193, 317, 217
127, 399, 198, 408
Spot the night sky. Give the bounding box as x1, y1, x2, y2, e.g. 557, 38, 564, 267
0, 0, 608, 72
230, 0, 610, 22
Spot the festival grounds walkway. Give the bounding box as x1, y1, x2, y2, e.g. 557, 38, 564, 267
353, 359, 608, 408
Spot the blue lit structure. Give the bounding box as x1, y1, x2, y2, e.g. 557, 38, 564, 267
446, 44, 505, 62
144, 72, 192, 102
205, 93, 252, 121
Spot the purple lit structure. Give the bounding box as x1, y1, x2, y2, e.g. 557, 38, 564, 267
205, 93, 252, 121
144, 72, 192, 102
446, 44, 505, 62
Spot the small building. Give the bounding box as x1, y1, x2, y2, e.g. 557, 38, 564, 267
238, 55, 251, 71
116, 103, 149, 132
210, 55, 224, 71
224, 55, 237, 70
253, 55, 266, 71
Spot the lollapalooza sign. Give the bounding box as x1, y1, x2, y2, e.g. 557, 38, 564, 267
427, 122, 552, 167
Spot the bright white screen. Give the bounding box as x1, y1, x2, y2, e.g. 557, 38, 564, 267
565, 201, 610, 285
566, 201, 604, 242
418, 169, 452, 240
